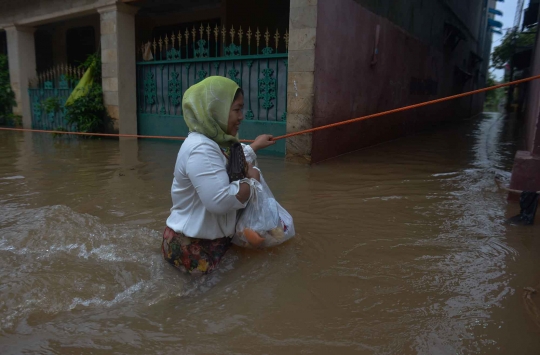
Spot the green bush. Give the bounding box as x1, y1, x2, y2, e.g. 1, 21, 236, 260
64, 53, 107, 133
484, 74, 504, 112
10, 114, 22, 127
42, 96, 62, 114
81, 53, 102, 80
0, 54, 16, 124
65, 83, 106, 133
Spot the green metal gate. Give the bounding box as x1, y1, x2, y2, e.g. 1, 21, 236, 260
136, 25, 288, 155
27, 65, 84, 131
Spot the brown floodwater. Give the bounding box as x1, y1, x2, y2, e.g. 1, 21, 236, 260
1, 113, 540, 354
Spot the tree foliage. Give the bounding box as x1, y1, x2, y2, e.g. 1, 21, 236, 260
491, 26, 537, 70
65, 83, 106, 133
64, 53, 107, 133
484, 72, 504, 111
0, 54, 16, 119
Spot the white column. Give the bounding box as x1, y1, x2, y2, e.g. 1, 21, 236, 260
5, 25, 36, 128
98, 3, 138, 135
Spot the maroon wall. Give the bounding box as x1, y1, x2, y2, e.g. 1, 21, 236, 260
311, 0, 484, 163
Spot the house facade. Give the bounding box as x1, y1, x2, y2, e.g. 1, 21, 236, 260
0, 0, 496, 161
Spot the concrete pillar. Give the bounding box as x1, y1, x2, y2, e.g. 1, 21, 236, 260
5, 25, 36, 128
286, 0, 317, 163
98, 3, 138, 135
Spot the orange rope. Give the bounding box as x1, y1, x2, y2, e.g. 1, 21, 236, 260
0, 127, 255, 143
1, 74, 539, 142
272, 73, 540, 141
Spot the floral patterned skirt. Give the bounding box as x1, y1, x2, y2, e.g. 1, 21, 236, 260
161, 227, 232, 275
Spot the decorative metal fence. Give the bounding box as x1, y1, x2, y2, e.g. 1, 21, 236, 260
27, 65, 84, 131
137, 24, 289, 155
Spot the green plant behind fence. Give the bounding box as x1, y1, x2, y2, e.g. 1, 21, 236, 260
65, 83, 106, 133
28, 53, 108, 133
65, 53, 107, 133
0, 54, 19, 127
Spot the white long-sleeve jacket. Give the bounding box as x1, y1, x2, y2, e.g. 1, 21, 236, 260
165, 132, 257, 239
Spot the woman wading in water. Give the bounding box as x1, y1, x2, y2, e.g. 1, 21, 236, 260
161, 76, 275, 275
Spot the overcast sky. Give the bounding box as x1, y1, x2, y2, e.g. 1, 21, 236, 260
490, 0, 519, 79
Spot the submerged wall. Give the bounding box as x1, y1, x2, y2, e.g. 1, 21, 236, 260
310, 0, 487, 163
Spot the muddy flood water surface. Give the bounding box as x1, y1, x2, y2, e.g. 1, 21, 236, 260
1, 113, 540, 354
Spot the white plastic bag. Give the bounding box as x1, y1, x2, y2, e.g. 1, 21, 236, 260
232, 174, 295, 249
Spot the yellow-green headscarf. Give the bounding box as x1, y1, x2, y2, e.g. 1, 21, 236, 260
182, 76, 240, 149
